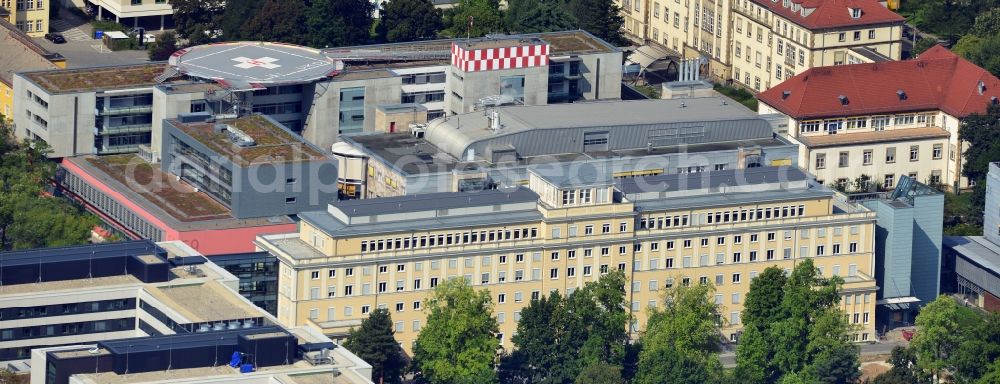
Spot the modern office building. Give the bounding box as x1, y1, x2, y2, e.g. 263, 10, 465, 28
209, 252, 280, 315
0, 19, 63, 120
758, 45, 1000, 191
160, 114, 338, 219
54, 114, 337, 255
256, 166, 881, 352
943, 163, 1000, 312
620, 0, 903, 88
14, 31, 622, 158
0, 240, 373, 384
0, 0, 49, 37
849, 176, 943, 325
334, 98, 799, 198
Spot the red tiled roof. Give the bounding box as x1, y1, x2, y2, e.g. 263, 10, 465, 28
749, 0, 904, 30
757, 45, 1000, 119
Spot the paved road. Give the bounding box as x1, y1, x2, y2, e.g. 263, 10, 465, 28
719, 340, 907, 368
33, 11, 152, 68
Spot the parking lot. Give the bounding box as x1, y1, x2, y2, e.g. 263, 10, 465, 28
34, 16, 153, 68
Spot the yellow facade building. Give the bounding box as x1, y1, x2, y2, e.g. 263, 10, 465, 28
0, 19, 62, 121
622, 0, 905, 90
0, 0, 48, 37
257, 166, 880, 354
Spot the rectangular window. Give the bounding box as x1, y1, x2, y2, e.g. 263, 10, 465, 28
909, 145, 919, 161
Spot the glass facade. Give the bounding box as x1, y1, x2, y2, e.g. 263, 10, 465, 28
338, 87, 365, 134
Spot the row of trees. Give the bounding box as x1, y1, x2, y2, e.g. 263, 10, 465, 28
0, 119, 97, 250
169, 0, 626, 48
343, 259, 863, 383
869, 296, 1000, 384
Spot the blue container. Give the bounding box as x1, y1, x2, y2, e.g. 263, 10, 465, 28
95, 30, 103, 39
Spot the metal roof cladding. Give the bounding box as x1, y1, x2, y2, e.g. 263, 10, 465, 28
169, 41, 341, 87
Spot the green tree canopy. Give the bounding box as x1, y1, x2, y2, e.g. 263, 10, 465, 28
148, 32, 178, 61
342, 308, 406, 384
0, 120, 97, 250
412, 278, 499, 383
220, 0, 264, 40
307, 0, 376, 48
870, 346, 928, 384
442, 0, 503, 38
910, 295, 982, 381
953, 312, 1000, 382
377, 0, 443, 42
503, 0, 578, 34
565, 0, 626, 45
169, 0, 224, 40
959, 104, 1000, 211
635, 283, 724, 384
735, 261, 855, 384
500, 271, 629, 383
241, 0, 308, 45
574, 361, 623, 384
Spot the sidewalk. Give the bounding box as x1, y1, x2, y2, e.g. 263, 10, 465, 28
718, 340, 907, 368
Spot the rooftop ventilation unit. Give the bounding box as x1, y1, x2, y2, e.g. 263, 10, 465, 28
221, 124, 257, 147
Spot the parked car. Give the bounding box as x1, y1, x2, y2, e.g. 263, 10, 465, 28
44, 33, 66, 44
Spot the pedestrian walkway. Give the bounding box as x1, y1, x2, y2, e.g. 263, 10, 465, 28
50, 19, 91, 42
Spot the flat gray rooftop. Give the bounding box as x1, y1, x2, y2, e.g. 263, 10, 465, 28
171, 42, 340, 87
332, 186, 539, 217
945, 236, 1000, 278
618, 166, 810, 194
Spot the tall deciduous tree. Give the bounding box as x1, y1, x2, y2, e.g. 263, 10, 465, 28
636, 283, 724, 384
442, 0, 503, 38
0, 120, 97, 250
870, 346, 928, 384
343, 308, 405, 384
307, 0, 376, 48
500, 271, 629, 383
169, 0, 224, 40
220, 0, 264, 40
241, 0, 308, 45
565, 0, 626, 45
503, 0, 578, 34
953, 312, 1000, 382
575, 361, 623, 384
959, 104, 1000, 211
910, 295, 982, 382
148, 32, 178, 61
412, 278, 499, 383
377, 0, 443, 43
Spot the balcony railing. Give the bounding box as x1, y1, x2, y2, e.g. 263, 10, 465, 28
97, 105, 153, 116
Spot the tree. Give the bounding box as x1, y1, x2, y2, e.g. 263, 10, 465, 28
735, 261, 852, 384
343, 308, 406, 384
503, 0, 578, 34
220, 0, 264, 40
972, 8, 1000, 37
412, 278, 499, 383
952, 312, 1000, 382
952, 34, 984, 59
307, 0, 375, 48
503, 291, 575, 383
962, 35, 1000, 77
442, 0, 503, 38
959, 104, 1000, 211
565, 0, 626, 46
870, 347, 927, 384
910, 295, 981, 382
500, 271, 628, 383
575, 362, 623, 384
148, 32, 178, 61
170, 0, 224, 40
377, 0, 443, 43
241, 0, 308, 45
977, 360, 1000, 384
0, 120, 97, 250
636, 283, 723, 384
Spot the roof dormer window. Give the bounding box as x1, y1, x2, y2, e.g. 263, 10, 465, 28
849, 8, 862, 18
